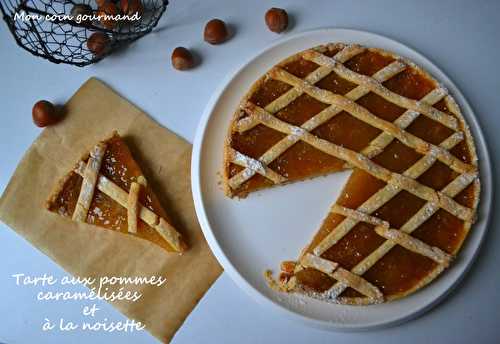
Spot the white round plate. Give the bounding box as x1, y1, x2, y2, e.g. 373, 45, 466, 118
191, 29, 492, 330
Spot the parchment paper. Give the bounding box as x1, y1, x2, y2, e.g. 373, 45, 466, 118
0, 78, 222, 343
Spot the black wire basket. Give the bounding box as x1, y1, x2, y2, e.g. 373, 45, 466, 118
0, 0, 168, 66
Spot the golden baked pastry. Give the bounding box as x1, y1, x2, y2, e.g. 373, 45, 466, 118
47, 131, 187, 253
223, 43, 479, 304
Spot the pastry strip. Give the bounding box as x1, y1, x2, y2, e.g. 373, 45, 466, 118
137, 175, 147, 186
127, 177, 147, 234
331, 204, 389, 228
302, 49, 458, 130
269, 68, 471, 174
314, 134, 473, 256
242, 102, 474, 222
230, 59, 407, 188
310, 135, 475, 300
155, 218, 185, 254
299, 253, 382, 301
361, 87, 447, 159
127, 182, 141, 234
235, 44, 366, 133
72, 143, 107, 222
326, 171, 476, 298
74, 162, 186, 252
300, 253, 338, 275
228, 148, 287, 188
332, 267, 383, 301
374, 226, 452, 265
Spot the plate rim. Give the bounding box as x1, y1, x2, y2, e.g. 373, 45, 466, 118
191, 28, 493, 331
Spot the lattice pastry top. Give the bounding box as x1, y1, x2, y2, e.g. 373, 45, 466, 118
47, 131, 187, 253
223, 43, 479, 304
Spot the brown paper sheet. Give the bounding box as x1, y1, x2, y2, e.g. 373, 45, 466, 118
0, 78, 222, 343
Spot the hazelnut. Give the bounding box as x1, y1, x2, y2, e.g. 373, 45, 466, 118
204, 19, 228, 44
97, 2, 119, 29
96, 0, 108, 7
120, 0, 143, 17
265, 7, 288, 33
96, 0, 120, 7
171, 47, 194, 70
70, 4, 93, 22
32, 100, 60, 127
87, 32, 110, 56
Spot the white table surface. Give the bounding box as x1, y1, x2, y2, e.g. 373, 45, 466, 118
1, 0, 499, 343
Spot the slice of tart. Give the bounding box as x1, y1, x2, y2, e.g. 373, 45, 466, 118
223, 43, 480, 304
47, 131, 187, 253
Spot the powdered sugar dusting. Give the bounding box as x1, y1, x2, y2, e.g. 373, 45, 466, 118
233, 150, 267, 176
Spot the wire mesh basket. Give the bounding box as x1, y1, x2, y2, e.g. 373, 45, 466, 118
0, 0, 168, 66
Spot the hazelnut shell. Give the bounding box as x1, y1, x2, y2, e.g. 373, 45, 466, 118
32, 100, 60, 127
204, 19, 228, 44
265, 7, 288, 33
171, 47, 194, 70
120, 0, 143, 17
70, 4, 93, 18
87, 32, 110, 57
97, 2, 119, 29
96, 0, 108, 7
